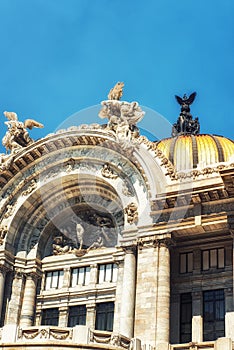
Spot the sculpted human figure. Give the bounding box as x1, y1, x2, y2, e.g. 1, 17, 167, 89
76, 222, 84, 250
108, 82, 124, 100
2, 111, 44, 153
87, 236, 103, 251
53, 236, 71, 255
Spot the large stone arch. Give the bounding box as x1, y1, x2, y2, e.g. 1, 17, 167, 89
0, 127, 172, 262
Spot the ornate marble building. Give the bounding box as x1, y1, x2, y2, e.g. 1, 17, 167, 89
0, 85, 234, 350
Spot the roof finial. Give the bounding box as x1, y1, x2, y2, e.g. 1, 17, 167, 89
172, 92, 200, 137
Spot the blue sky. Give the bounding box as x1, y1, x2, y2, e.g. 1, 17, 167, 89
0, 0, 234, 152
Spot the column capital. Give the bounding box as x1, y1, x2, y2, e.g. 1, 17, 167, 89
122, 245, 137, 255
14, 268, 26, 280
25, 271, 41, 283
158, 237, 175, 248
192, 290, 203, 300
0, 263, 11, 276
138, 236, 158, 250
90, 263, 98, 269
86, 303, 96, 311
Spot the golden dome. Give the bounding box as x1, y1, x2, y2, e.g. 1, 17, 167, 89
156, 134, 234, 171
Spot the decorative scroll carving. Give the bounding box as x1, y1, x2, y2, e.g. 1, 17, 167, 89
101, 163, 118, 179
22, 179, 37, 196
3, 204, 15, 219
0, 153, 13, 170
124, 203, 138, 224
18, 327, 72, 341
122, 182, 134, 197
138, 237, 158, 250
89, 329, 131, 349
158, 237, 174, 248
2, 111, 44, 154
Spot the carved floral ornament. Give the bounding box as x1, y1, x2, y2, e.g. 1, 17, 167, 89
124, 202, 138, 224
0, 226, 7, 245
18, 327, 72, 341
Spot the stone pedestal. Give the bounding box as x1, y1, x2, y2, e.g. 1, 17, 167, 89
192, 315, 203, 342
119, 246, 136, 338
225, 312, 234, 339
20, 272, 38, 326
215, 337, 232, 350
192, 291, 203, 342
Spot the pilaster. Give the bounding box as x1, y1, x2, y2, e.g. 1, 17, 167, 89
59, 306, 69, 327
119, 244, 137, 338
113, 248, 125, 333
6, 269, 25, 325
86, 304, 96, 329
0, 264, 10, 323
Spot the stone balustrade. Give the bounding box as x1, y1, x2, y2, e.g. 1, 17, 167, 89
0, 325, 140, 349
17, 326, 73, 342
89, 329, 137, 349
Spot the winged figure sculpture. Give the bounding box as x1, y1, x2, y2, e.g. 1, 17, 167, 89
175, 92, 197, 106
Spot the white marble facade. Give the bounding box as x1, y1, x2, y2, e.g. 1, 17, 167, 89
0, 96, 234, 350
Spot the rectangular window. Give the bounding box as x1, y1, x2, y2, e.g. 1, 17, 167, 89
179, 252, 193, 273
98, 264, 118, 283
203, 289, 225, 341
180, 293, 192, 343
68, 305, 86, 327
41, 308, 59, 326
45, 270, 64, 290
71, 266, 90, 287
95, 302, 114, 331
202, 248, 225, 271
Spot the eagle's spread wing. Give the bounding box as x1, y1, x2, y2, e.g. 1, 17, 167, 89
3, 111, 18, 121
175, 95, 183, 105
187, 92, 197, 105
24, 119, 44, 130
175, 92, 197, 105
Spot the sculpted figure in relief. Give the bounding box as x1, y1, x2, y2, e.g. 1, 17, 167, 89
53, 236, 71, 255
108, 82, 124, 100
101, 163, 118, 179
124, 202, 138, 224
2, 111, 44, 154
